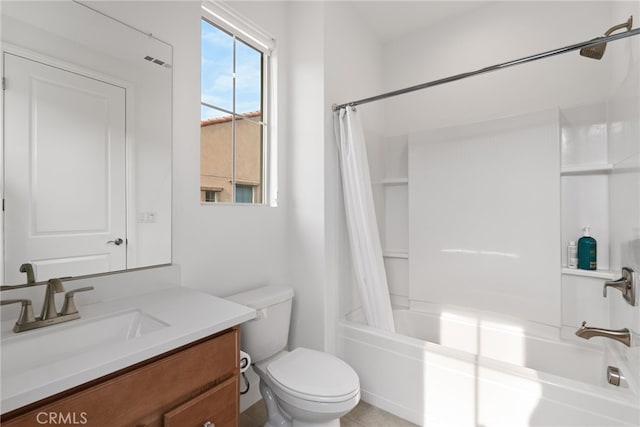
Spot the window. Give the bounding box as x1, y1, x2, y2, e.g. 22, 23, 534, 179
200, 3, 275, 205
234, 185, 253, 203
203, 190, 218, 202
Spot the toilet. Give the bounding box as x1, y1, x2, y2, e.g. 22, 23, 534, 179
227, 286, 360, 427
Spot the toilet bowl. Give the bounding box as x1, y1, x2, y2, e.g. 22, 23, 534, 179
256, 348, 360, 426
226, 286, 360, 427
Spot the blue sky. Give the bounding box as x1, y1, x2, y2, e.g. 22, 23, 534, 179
201, 20, 262, 120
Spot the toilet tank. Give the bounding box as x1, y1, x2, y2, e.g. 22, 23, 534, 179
226, 286, 294, 363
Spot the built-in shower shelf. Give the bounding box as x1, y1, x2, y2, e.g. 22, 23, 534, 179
383, 251, 409, 259
560, 163, 613, 175
380, 178, 409, 186
561, 268, 616, 280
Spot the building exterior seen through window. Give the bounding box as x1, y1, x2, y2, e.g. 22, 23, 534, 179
200, 17, 266, 204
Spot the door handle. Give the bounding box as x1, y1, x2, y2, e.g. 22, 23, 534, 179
107, 238, 124, 246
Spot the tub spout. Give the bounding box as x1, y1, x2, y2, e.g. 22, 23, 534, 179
575, 321, 630, 347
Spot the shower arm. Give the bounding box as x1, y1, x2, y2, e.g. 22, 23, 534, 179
604, 17, 633, 36
332, 24, 640, 111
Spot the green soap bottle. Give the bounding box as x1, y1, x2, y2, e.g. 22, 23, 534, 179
577, 227, 597, 270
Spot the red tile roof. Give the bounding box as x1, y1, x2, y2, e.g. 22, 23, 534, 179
201, 111, 262, 127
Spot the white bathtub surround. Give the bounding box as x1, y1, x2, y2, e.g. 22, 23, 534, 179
339, 309, 640, 426
335, 106, 395, 333
408, 109, 561, 327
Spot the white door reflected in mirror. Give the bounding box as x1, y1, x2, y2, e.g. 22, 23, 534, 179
4, 53, 127, 284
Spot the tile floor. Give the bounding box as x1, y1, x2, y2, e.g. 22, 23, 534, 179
239, 399, 418, 427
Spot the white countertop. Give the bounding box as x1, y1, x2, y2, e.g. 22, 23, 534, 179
0, 287, 255, 414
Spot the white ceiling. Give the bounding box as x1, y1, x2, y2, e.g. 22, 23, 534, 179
347, 1, 491, 42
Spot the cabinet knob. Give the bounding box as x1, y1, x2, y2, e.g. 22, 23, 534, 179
203, 422, 215, 427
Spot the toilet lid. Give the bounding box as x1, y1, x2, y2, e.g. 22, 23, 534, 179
267, 348, 359, 403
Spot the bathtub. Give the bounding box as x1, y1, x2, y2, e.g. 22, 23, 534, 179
338, 308, 640, 426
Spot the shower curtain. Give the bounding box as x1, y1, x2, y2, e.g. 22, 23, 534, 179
335, 106, 395, 333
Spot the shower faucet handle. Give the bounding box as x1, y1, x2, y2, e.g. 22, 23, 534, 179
603, 267, 635, 306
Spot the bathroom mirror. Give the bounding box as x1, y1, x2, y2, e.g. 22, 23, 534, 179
1, 1, 172, 286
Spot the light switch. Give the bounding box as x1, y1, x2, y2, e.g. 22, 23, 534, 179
138, 212, 157, 223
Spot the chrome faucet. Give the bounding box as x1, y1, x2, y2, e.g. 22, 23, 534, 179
575, 321, 631, 347
1, 279, 94, 333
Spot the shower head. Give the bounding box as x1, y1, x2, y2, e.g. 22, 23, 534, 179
580, 16, 633, 60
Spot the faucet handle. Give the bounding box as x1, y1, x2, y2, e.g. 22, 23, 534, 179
603, 267, 635, 306
1, 299, 36, 328
60, 286, 94, 316
603, 278, 626, 296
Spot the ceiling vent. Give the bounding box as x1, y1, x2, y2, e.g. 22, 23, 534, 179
144, 55, 172, 69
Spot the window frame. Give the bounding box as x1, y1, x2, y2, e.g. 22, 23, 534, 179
203, 190, 218, 203
200, 1, 277, 206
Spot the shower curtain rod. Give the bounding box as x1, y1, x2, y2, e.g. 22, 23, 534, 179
332, 28, 640, 111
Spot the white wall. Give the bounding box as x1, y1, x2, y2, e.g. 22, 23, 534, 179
324, 1, 386, 351
279, 0, 327, 351
88, 1, 385, 356
258, 0, 385, 353
169, 1, 291, 298
231, 1, 386, 355
90, 1, 291, 299
381, 1, 614, 134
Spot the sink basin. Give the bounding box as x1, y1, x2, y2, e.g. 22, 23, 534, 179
1, 309, 168, 374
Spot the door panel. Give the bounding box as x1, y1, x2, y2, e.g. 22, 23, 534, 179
32, 76, 111, 233
4, 53, 126, 284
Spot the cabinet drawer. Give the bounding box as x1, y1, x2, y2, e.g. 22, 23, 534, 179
164, 376, 238, 427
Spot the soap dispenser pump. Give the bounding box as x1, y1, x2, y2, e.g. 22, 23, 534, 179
578, 227, 597, 270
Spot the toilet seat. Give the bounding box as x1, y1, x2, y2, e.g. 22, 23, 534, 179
266, 348, 360, 404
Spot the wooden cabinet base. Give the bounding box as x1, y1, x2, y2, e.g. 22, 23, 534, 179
2, 328, 240, 427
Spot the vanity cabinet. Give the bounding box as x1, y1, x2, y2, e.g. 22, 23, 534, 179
1, 327, 239, 427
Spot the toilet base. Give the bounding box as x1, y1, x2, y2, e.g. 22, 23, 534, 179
261, 380, 291, 427
292, 420, 340, 427
259, 380, 344, 427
